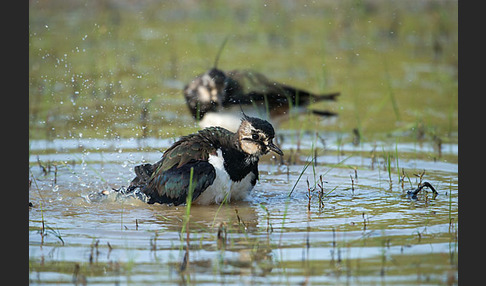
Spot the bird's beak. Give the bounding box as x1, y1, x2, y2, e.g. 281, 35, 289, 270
268, 141, 284, 156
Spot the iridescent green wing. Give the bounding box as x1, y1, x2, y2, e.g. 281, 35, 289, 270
141, 131, 220, 204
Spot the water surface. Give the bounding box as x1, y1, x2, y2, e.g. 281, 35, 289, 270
29, 135, 458, 285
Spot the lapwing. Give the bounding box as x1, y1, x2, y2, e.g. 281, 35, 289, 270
126, 114, 283, 205
183, 67, 340, 132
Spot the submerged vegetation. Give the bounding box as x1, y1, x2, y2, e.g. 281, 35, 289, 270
30, 1, 457, 285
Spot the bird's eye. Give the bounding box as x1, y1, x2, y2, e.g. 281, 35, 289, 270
252, 134, 260, 140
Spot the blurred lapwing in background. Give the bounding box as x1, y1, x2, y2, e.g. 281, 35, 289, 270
183, 38, 340, 132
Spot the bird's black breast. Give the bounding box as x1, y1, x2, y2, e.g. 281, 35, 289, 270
221, 147, 259, 183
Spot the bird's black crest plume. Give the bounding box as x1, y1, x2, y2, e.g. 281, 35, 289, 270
239, 104, 248, 121
213, 36, 229, 68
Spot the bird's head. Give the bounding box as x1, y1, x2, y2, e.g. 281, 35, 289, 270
201, 68, 226, 104
237, 115, 284, 157
185, 68, 227, 120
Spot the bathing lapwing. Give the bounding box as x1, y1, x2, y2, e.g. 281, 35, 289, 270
127, 114, 283, 205
183, 67, 340, 132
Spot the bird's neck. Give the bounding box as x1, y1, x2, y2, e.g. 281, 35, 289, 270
199, 126, 258, 181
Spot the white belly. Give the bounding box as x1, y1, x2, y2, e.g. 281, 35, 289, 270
193, 149, 255, 205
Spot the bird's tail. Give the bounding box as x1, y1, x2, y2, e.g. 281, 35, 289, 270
110, 163, 155, 202
309, 109, 338, 117
280, 85, 340, 104
306, 91, 340, 117
111, 185, 150, 203
292, 90, 339, 117
311, 91, 340, 102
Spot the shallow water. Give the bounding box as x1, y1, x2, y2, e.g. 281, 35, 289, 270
29, 1, 458, 284
29, 135, 457, 285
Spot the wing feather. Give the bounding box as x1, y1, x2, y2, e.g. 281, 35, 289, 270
133, 130, 220, 204
143, 161, 216, 205
129, 127, 232, 205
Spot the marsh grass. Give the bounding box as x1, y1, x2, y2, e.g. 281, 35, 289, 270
380, 147, 394, 190
234, 208, 248, 233
382, 55, 401, 122
278, 196, 291, 248
28, 170, 66, 245
288, 155, 312, 197
395, 140, 401, 184
180, 167, 195, 238
30, 2, 457, 142
259, 204, 273, 233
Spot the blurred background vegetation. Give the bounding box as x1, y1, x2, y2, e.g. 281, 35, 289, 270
29, 0, 457, 143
